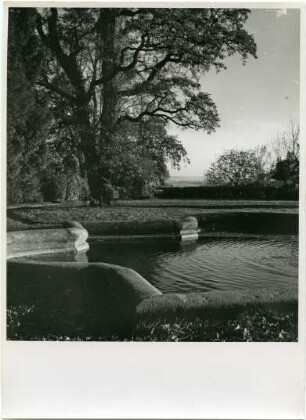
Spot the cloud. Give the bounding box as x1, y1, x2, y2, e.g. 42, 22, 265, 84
276, 9, 287, 18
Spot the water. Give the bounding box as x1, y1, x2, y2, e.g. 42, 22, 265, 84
88, 236, 298, 293
8, 235, 298, 340
36, 236, 298, 293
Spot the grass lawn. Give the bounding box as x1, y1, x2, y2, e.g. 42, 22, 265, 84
7, 199, 298, 231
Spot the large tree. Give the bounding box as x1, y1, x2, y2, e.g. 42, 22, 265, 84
29, 8, 257, 202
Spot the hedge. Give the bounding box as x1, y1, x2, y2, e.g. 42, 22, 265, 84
156, 186, 298, 200
196, 212, 298, 235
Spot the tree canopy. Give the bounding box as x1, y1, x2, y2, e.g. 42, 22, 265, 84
7, 8, 52, 203
271, 152, 299, 186
206, 148, 269, 187
271, 122, 300, 186
8, 7, 257, 203
205, 123, 300, 188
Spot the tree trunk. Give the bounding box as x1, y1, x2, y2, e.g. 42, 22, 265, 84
74, 13, 118, 206
76, 10, 118, 205
96, 10, 118, 204
74, 104, 104, 203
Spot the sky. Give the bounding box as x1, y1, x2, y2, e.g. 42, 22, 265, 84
168, 8, 300, 178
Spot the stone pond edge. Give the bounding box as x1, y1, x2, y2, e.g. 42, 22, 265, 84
7, 218, 298, 320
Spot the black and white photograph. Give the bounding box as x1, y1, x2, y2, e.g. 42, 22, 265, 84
6, 5, 300, 344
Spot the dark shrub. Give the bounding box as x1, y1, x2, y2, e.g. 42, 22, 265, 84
41, 169, 89, 202
7, 165, 43, 204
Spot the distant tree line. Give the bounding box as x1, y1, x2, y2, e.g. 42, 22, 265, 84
205, 122, 299, 188
7, 7, 257, 204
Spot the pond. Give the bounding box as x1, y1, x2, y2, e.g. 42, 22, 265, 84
34, 235, 298, 293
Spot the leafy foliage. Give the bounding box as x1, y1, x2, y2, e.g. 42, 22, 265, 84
7, 8, 257, 203
271, 123, 299, 186
109, 119, 189, 198
7, 305, 297, 342
32, 7, 257, 202
131, 309, 297, 342
206, 147, 270, 187
272, 152, 299, 186
204, 123, 300, 190
7, 8, 52, 204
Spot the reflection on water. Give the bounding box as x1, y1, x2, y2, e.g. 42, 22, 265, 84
34, 236, 298, 293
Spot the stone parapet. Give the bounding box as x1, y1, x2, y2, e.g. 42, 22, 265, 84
7, 259, 162, 337
137, 287, 298, 320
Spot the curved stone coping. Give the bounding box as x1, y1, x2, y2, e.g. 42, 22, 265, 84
7, 259, 297, 336
7, 221, 89, 259
7, 259, 162, 305
136, 287, 298, 320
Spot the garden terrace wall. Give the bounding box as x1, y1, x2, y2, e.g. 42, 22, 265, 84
156, 186, 299, 200
82, 212, 298, 237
